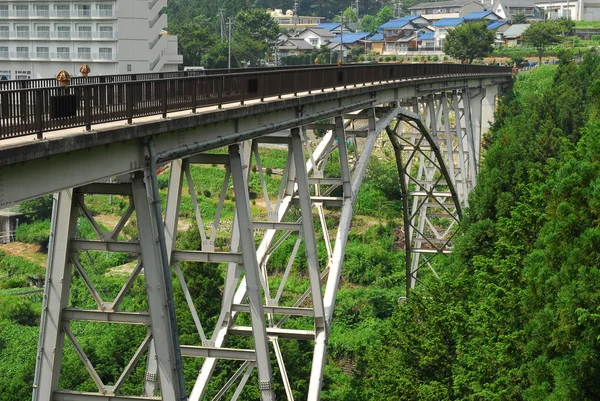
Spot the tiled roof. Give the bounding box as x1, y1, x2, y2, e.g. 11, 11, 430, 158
331, 32, 370, 43
487, 20, 509, 29
409, 0, 479, 9
503, 23, 530, 38
379, 18, 413, 29
432, 17, 464, 26
463, 11, 499, 20
368, 33, 384, 41
418, 31, 435, 40
316, 23, 341, 31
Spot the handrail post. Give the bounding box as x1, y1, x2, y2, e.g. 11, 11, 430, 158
241, 76, 246, 105
84, 85, 92, 131
126, 83, 133, 124
192, 78, 197, 113
34, 89, 44, 139
218, 76, 223, 109
162, 80, 168, 118
278, 71, 283, 99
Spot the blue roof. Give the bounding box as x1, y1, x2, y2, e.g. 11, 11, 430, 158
332, 32, 370, 44
464, 11, 497, 20
432, 18, 464, 27
487, 20, 508, 30
418, 32, 435, 41
368, 33, 384, 41
316, 23, 341, 31
379, 18, 413, 29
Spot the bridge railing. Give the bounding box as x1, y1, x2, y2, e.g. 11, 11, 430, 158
0, 64, 511, 140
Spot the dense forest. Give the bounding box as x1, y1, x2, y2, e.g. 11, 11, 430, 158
2, 50, 600, 401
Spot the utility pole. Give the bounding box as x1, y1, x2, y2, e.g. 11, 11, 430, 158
227, 17, 232, 69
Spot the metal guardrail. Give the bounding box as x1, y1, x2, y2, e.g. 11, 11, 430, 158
0, 64, 511, 140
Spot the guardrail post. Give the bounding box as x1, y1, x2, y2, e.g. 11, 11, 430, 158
241, 76, 246, 105
20, 80, 28, 123
84, 86, 92, 131
294, 71, 298, 96
126, 83, 133, 124
34, 89, 44, 139
278, 71, 282, 99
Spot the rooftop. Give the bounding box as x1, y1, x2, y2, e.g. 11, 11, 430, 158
418, 31, 435, 40
368, 33, 384, 41
379, 18, 414, 29
463, 11, 500, 20
487, 20, 509, 29
331, 32, 370, 44
432, 17, 465, 26
409, 0, 482, 10
503, 23, 530, 38
316, 22, 341, 31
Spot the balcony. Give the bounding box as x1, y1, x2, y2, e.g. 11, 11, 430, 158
0, 51, 118, 61
5, 31, 117, 40
0, 10, 115, 19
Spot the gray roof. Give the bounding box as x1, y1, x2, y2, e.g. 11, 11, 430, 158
279, 38, 314, 50
409, 0, 483, 10
298, 27, 335, 39
503, 23, 530, 38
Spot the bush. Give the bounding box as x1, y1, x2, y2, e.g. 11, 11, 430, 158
19, 195, 53, 221
0, 255, 45, 286
15, 220, 51, 251
0, 297, 38, 326
156, 174, 169, 190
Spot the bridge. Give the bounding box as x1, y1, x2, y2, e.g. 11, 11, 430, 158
0, 64, 511, 401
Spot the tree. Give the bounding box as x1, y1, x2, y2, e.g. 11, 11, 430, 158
522, 21, 563, 63
361, 14, 378, 33
170, 17, 217, 66
375, 5, 395, 27
334, 7, 358, 23
443, 22, 494, 64
513, 12, 527, 23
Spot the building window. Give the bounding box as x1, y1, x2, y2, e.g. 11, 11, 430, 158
36, 46, 49, 58
0, 48, 8, 59
0, 5, 7, 18
15, 71, 32, 80
16, 26, 30, 39
55, 4, 70, 18
75, 4, 91, 18
98, 4, 113, 17
16, 47, 29, 58
99, 47, 112, 60
0, 70, 10, 80
99, 26, 113, 38
309, 38, 318, 46
0, 26, 8, 39
14, 5, 29, 18
57, 47, 70, 59
34, 4, 49, 17
78, 47, 91, 59
78, 25, 92, 39
127, 64, 132, 71
36, 25, 50, 38
57, 26, 70, 39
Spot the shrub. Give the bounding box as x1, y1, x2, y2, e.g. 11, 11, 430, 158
15, 220, 51, 251
0, 297, 39, 326
156, 174, 169, 190
19, 195, 53, 222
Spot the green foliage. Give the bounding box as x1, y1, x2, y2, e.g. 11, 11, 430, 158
19, 195, 53, 221
443, 21, 495, 64
170, 16, 217, 66
523, 21, 564, 62
513, 12, 528, 23
14, 220, 51, 251
0, 297, 38, 326
360, 14, 378, 33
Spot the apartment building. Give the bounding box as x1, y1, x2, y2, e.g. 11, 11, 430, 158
0, 0, 182, 80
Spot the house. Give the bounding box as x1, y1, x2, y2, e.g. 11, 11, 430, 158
296, 28, 335, 47
487, 20, 511, 45
534, 0, 600, 20
379, 15, 430, 54
432, 18, 464, 48
502, 23, 530, 46
268, 9, 323, 29
409, 0, 485, 21
328, 32, 370, 58
417, 31, 437, 51
316, 22, 355, 34
277, 38, 314, 57
368, 33, 385, 54
493, 0, 543, 21
0, 0, 182, 78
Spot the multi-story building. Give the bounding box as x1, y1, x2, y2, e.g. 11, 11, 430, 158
0, 0, 182, 80
409, 0, 485, 21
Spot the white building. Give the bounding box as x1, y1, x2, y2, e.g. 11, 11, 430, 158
534, 0, 600, 20
0, 0, 182, 80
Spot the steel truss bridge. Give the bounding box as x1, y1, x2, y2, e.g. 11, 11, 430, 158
0, 64, 511, 401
